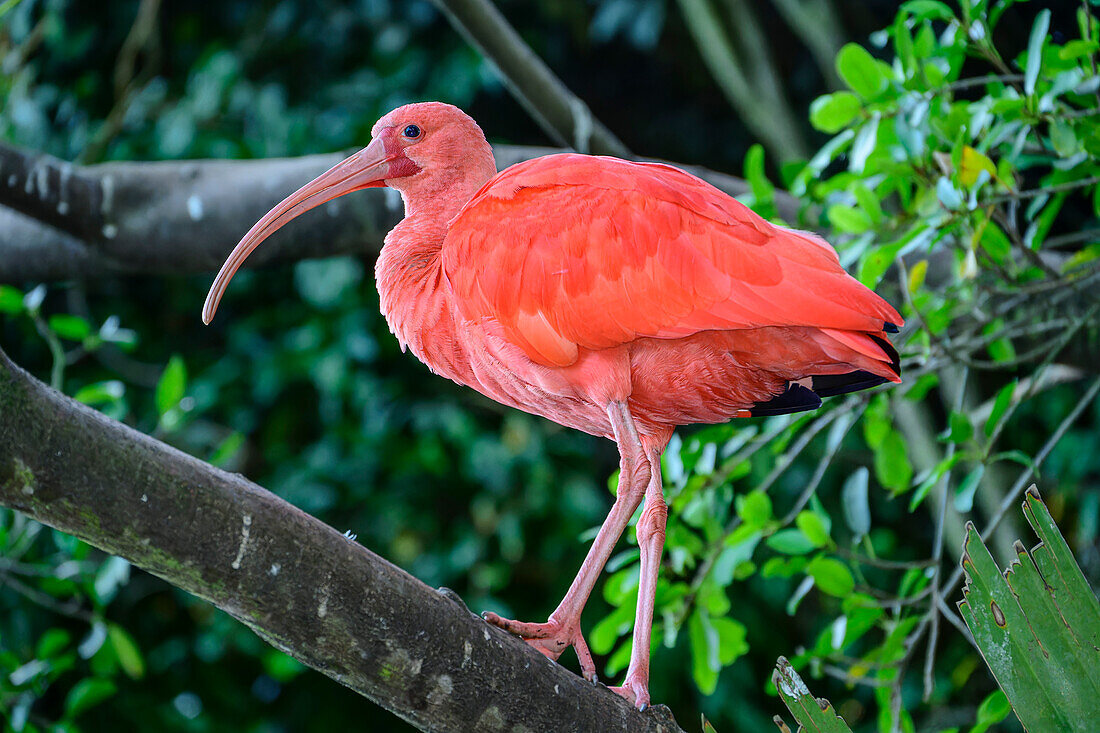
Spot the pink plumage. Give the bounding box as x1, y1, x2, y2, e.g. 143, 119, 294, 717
203, 102, 902, 709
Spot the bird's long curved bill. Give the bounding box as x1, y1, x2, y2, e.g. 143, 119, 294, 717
202, 137, 396, 324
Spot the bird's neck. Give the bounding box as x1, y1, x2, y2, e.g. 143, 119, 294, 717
374, 169, 492, 383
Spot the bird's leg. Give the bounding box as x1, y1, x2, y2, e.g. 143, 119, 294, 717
609, 445, 666, 710
484, 401, 649, 683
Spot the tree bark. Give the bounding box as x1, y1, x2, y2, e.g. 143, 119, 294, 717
0, 141, 791, 284
0, 346, 685, 733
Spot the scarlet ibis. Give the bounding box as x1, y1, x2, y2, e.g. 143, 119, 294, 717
203, 102, 901, 708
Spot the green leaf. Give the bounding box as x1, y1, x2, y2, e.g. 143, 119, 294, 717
836, 43, 888, 99
209, 431, 245, 468
796, 511, 830, 548
36, 628, 72, 658
1025, 9, 1051, 96
1051, 120, 1080, 158
155, 355, 187, 417
985, 380, 1017, 437
958, 488, 1100, 732
953, 464, 985, 512
841, 467, 871, 541
108, 624, 145, 680
874, 430, 913, 493
64, 678, 117, 718
0, 284, 23, 314
23, 284, 46, 313
688, 610, 721, 695
737, 490, 772, 528
827, 203, 872, 233
901, 0, 955, 22
852, 183, 884, 226
849, 116, 879, 174
980, 222, 1013, 264
767, 529, 817, 555
786, 575, 815, 615
711, 616, 749, 665
809, 92, 862, 133
940, 410, 974, 444
973, 690, 1011, 731
93, 556, 130, 604
806, 556, 856, 597
73, 380, 125, 406
743, 143, 776, 216
48, 314, 92, 341
935, 176, 962, 209
773, 657, 854, 732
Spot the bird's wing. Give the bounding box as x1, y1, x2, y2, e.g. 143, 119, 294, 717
443, 154, 902, 367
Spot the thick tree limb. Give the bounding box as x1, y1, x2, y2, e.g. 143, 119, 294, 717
0, 346, 685, 733
0, 140, 791, 283
429, 0, 631, 157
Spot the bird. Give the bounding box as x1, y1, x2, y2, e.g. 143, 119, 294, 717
203, 102, 902, 709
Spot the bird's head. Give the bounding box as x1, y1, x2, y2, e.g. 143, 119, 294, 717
202, 102, 495, 325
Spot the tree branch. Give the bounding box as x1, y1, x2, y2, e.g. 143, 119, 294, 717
769, 0, 844, 90
675, 0, 808, 161
0, 141, 797, 283
429, 0, 630, 157
0, 346, 686, 733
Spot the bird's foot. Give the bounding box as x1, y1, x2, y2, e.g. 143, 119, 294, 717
609, 673, 650, 711
482, 611, 597, 683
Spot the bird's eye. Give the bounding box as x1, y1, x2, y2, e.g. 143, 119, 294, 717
403, 124, 422, 139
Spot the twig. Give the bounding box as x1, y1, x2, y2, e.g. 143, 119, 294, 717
834, 549, 936, 570
822, 664, 894, 688
428, 0, 630, 157
986, 175, 1100, 205
923, 367, 968, 702
777, 406, 865, 526
942, 376, 1100, 598
770, 0, 844, 89
676, 0, 808, 161
935, 593, 975, 648
79, 0, 163, 164
0, 573, 95, 623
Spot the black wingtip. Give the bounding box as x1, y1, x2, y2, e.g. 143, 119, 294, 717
811, 370, 891, 398
868, 334, 901, 377
883, 322, 900, 334
749, 383, 822, 417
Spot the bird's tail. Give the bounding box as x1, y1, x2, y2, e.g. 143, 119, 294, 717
808, 327, 901, 396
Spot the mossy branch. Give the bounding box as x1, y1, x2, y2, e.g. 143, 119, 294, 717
0, 346, 685, 733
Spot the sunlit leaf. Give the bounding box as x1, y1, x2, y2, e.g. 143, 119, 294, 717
768, 529, 817, 555
953, 464, 985, 512
1024, 9, 1051, 95
985, 380, 1018, 436
108, 624, 145, 680
64, 678, 117, 718
836, 43, 888, 99
0, 284, 23, 314
806, 556, 856, 597
841, 467, 871, 541
809, 92, 862, 133
796, 511, 830, 548
155, 355, 187, 417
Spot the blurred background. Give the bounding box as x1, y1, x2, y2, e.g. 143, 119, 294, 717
2, 0, 1098, 731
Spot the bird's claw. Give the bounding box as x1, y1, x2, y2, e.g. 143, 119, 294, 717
483, 612, 597, 683
609, 675, 651, 711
